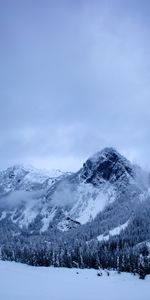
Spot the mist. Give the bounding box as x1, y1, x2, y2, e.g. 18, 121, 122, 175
51, 181, 76, 209
0, 190, 44, 209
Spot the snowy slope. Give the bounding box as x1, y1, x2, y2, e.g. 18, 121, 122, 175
69, 182, 116, 224
0, 261, 149, 300
0, 164, 64, 191
0, 165, 66, 230
0, 147, 149, 237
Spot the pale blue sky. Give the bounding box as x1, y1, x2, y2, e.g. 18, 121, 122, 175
0, 0, 150, 171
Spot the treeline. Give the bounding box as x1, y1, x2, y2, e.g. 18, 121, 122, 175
1, 236, 150, 279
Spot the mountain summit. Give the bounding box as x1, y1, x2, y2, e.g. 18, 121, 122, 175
80, 147, 134, 185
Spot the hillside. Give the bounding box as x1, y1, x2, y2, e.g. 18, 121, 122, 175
0, 147, 150, 275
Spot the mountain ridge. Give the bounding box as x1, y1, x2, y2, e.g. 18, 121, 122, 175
0, 147, 150, 274
0, 147, 148, 231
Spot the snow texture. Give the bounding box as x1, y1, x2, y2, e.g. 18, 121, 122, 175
0, 261, 149, 300
70, 183, 116, 224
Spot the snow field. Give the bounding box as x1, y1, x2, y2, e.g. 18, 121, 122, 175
0, 261, 149, 300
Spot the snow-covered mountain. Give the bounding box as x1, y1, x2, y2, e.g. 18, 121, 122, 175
0, 147, 150, 271
0, 147, 149, 233
0, 164, 68, 230
0, 164, 64, 193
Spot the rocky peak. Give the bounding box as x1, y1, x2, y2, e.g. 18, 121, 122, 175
80, 147, 134, 186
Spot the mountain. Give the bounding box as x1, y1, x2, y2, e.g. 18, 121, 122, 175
0, 148, 139, 231
0, 164, 64, 192
0, 147, 150, 275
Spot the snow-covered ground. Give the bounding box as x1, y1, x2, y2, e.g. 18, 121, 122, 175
0, 261, 150, 300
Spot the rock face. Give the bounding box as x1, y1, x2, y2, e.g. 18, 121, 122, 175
80, 147, 134, 185
0, 147, 149, 236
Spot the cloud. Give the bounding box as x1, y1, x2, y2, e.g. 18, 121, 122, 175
0, 0, 150, 171
0, 190, 44, 209
51, 181, 76, 209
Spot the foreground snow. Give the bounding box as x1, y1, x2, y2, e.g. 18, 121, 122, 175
0, 261, 149, 300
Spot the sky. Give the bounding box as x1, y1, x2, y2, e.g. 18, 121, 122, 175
0, 0, 150, 172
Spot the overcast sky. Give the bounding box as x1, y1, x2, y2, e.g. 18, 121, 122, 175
0, 0, 150, 171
